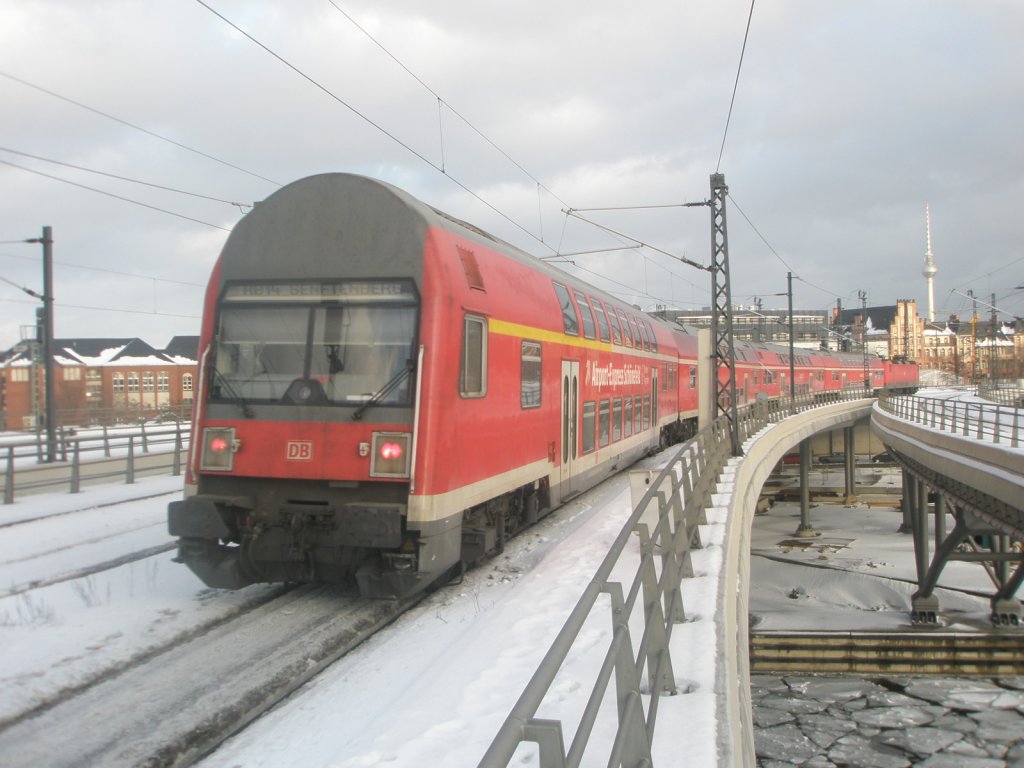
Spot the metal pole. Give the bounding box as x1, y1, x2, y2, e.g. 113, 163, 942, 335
3, 446, 13, 504
787, 272, 795, 413
795, 438, 815, 537
710, 173, 740, 455
40, 226, 56, 462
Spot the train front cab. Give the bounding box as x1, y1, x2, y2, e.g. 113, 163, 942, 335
168, 275, 427, 596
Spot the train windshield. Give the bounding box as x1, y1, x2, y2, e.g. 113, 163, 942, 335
210, 280, 418, 408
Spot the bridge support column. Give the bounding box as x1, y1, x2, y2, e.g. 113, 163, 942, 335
898, 468, 913, 534
911, 594, 940, 625
913, 477, 930, 584
795, 438, 817, 538
843, 426, 856, 503
992, 599, 1022, 626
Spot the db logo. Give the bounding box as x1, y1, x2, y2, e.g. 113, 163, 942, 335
286, 440, 313, 461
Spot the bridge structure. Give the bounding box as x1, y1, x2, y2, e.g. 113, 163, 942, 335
480, 387, 1024, 768
874, 391, 1024, 625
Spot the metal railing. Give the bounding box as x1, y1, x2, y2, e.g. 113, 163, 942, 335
2, 423, 190, 503
479, 386, 873, 768
878, 392, 1022, 449
978, 380, 1024, 408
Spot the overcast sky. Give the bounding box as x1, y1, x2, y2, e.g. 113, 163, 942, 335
2, 1, 1023, 350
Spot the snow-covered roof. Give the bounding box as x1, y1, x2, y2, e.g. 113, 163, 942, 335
0, 337, 197, 367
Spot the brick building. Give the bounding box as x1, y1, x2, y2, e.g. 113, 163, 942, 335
0, 337, 198, 430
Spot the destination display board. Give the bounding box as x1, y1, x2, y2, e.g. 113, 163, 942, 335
223, 280, 416, 303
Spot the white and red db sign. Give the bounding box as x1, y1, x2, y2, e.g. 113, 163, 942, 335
286, 440, 313, 461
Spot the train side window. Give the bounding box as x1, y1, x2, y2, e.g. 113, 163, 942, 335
642, 395, 651, 431
460, 314, 487, 398
582, 401, 596, 454
630, 317, 645, 350
633, 396, 642, 434
574, 290, 596, 339
552, 283, 579, 336
605, 302, 622, 345
646, 321, 658, 353
618, 309, 634, 347
612, 397, 622, 441
592, 298, 610, 342
598, 399, 610, 447
624, 398, 633, 437
520, 340, 542, 409
637, 321, 651, 352
689, 366, 697, 388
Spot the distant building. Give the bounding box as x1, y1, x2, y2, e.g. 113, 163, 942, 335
833, 300, 1020, 382
673, 307, 830, 349
673, 300, 1022, 383
832, 304, 897, 359
0, 337, 198, 430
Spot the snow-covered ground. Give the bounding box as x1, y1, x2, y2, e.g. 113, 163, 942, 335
0, 439, 1010, 766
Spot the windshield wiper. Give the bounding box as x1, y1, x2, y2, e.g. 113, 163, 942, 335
352, 363, 414, 421
213, 368, 254, 418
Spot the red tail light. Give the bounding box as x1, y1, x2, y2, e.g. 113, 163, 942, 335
200, 427, 237, 471
380, 442, 403, 460
371, 433, 411, 478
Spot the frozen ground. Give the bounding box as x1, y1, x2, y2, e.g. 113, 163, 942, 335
749, 495, 996, 632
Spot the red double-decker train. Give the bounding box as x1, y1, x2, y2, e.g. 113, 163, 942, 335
169, 173, 917, 598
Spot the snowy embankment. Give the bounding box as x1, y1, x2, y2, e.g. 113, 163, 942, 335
1, 412, 1004, 766
1, 449, 727, 767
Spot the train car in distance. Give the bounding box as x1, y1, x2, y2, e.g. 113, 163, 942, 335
168, 173, 917, 600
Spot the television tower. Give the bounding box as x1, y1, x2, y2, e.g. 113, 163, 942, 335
922, 204, 938, 322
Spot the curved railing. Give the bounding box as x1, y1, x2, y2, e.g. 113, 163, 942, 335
479, 387, 873, 768
978, 380, 1024, 408
877, 392, 1022, 449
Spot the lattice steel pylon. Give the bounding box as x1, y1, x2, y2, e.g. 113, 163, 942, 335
709, 173, 741, 456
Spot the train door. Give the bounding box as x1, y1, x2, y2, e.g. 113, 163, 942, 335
560, 361, 579, 498
650, 367, 658, 430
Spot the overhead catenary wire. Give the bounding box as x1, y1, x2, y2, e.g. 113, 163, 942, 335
325, 1, 575, 216
0, 159, 232, 232
563, 209, 708, 273
195, 0, 558, 255
232, 0, 710, 311
728, 192, 848, 303
2, 4, 715, 323
727, 194, 795, 275
0, 274, 42, 298
0, 295, 199, 320
0, 70, 280, 188
716, 0, 757, 172
0, 146, 253, 210
0, 250, 206, 288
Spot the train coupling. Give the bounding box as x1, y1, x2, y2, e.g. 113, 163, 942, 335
382, 552, 417, 571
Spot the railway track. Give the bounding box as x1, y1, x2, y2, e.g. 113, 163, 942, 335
0, 540, 175, 599
0, 584, 410, 767
750, 629, 1024, 676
